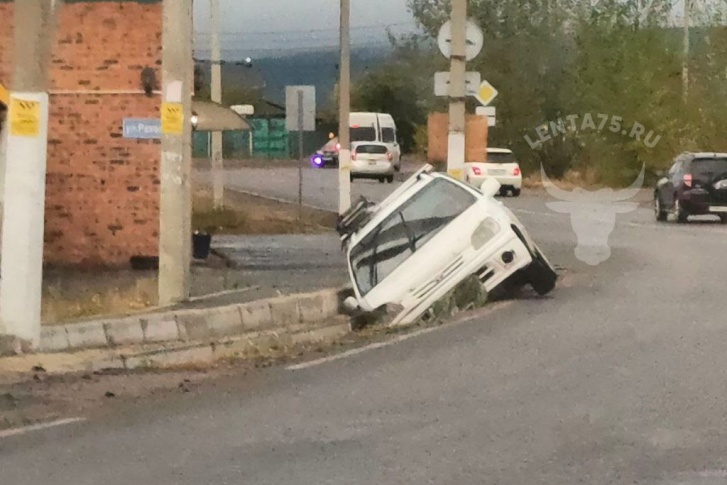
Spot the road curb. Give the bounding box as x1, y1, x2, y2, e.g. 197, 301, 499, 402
0, 319, 353, 378
36, 287, 351, 354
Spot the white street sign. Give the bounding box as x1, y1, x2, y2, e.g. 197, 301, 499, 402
434, 71, 481, 97
231, 104, 254, 116
437, 19, 484, 61
476, 106, 495, 116
476, 106, 496, 126
285, 85, 316, 132
475, 80, 498, 106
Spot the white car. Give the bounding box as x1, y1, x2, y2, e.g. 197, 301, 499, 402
465, 147, 522, 197
350, 142, 396, 183
337, 164, 557, 326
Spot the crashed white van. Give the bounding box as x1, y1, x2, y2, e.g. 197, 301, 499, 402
337, 164, 557, 326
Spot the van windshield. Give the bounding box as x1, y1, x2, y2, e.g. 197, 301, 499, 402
349, 177, 477, 296
351, 126, 377, 142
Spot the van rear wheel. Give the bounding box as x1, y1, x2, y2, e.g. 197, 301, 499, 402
525, 247, 557, 295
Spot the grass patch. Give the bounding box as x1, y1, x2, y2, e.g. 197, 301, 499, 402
422, 275, 489, 324
193, 187, 336, 235
192, 204, 246, 235
42, 271, 158, 324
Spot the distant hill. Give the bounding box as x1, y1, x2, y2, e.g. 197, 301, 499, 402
195, 46, 392, 110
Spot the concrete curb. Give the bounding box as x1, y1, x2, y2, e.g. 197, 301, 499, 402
0, 318, 353, 377
38, 288, 351, 354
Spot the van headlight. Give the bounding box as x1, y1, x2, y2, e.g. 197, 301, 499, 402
471, 217, 501, 250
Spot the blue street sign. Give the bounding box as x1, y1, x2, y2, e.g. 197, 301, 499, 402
123, 118, 161, 139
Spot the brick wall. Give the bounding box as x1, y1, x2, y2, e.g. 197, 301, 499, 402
0, 4, 12, 85
0, 0, 163, 266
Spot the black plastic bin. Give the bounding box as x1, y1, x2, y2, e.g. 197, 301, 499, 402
192, 232, 212, 260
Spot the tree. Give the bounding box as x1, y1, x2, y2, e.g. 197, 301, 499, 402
351, 41, 441, 154
404, 0, 727, 183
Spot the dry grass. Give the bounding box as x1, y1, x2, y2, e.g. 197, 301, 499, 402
193, 186, 337, 235
522, 168, 606, 190
193, 158, 302, 170
42, 271, 158, 324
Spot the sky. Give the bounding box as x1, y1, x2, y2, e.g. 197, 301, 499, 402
193, 0, 418, 59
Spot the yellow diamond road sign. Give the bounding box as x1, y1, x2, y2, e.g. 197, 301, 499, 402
475, 80, 498, 106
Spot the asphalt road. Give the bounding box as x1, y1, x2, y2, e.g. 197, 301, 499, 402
195, 164, 415, 211
5, 168, 727, 484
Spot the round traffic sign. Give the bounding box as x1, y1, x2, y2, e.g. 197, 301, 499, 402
437, 19, 484, 61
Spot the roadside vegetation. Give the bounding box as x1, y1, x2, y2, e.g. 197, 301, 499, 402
350, 0, 727, 185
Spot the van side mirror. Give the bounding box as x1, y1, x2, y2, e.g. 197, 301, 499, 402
480, 178, 501, 197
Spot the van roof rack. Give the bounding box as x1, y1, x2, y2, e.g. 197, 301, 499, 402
336, 196, 377, 244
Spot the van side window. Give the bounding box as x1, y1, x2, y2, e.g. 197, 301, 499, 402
381, 127, 396, 143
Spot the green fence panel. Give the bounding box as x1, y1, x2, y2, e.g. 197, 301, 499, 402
193, 131, 209, 158
222, 131, 250, 159
267, 118, 289, 158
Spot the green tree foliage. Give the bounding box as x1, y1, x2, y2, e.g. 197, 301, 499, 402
397, 0, 727, 184
351, 39, 443, 154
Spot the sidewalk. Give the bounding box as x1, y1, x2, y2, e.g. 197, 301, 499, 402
182, 233, 348, 310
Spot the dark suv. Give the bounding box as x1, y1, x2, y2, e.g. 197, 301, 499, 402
655, 152, 727, 223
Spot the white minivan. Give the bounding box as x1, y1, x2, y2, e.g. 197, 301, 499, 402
350, 112, 401, 171
337, 165, 558, 326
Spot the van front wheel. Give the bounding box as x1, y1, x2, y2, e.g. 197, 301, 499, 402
525, 248, 557, 295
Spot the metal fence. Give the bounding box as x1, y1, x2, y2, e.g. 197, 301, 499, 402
193, 117, 330, 160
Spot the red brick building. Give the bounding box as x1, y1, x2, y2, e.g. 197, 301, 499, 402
0, 0, 163, 266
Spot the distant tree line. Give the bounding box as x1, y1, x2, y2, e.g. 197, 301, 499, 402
350, 0, 727, 183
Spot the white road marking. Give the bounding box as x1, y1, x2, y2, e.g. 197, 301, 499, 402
0, 417, 86, 440
286, 302, 513, 371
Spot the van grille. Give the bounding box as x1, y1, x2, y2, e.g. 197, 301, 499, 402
477, 264, 495, 283
412, 256, 465, 300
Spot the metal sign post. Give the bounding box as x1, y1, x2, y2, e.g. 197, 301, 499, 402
297, 89, 304, 225
285, 85, 316, 228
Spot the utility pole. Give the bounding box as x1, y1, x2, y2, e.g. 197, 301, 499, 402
447, 0, 467, 181
210, 0, 224, 208
159, 0, 194, 306
683, 0, 690, 103
338, 0, 352, 214
0, 0, 57, 348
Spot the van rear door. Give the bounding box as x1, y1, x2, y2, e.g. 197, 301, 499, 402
377, 114, 401, 168
350, 113, 378, 143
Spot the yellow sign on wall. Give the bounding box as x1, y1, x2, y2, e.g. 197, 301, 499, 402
0, 83, 9, 105
161, 102, 184, 135
9, 98, 40, 137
